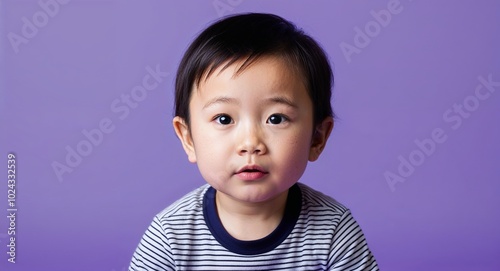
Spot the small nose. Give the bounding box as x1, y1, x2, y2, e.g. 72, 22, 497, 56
237, 124, 267, 156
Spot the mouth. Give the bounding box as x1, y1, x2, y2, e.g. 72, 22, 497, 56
235, 165, 268, 181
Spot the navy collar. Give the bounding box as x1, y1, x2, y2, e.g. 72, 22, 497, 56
203, 184, 302, 255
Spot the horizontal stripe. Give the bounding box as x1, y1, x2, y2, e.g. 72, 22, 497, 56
130, 183, 378, 270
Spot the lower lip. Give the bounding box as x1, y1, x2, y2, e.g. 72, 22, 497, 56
236, 171, 267, 181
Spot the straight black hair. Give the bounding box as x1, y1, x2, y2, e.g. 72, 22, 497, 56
175, 13, 334, 128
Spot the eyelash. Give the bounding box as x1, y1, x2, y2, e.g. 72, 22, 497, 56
212, 114, 290, 126
213, 114, 233, 125
266, 114, 289, 125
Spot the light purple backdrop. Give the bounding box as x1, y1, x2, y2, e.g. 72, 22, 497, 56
1, 1, 499, 270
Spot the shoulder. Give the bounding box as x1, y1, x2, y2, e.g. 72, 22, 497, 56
295, 182, 354, 234
155, 184, 210, 222
298, 182, 349, 215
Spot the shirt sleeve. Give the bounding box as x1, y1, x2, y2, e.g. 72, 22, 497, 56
129, 216, 176, 271
328, 210, 379, 271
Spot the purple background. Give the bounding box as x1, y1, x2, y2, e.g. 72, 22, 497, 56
1, 0, 499, 270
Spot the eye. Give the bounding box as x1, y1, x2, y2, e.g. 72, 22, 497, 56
267, 114, 288, 125
214, 114, 233, 125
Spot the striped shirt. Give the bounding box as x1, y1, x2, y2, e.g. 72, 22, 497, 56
129, 183, 379, 270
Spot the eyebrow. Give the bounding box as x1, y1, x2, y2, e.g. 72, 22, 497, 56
202, 96, 239, 109
266, 96, 298, 108
202, 95, 298, 109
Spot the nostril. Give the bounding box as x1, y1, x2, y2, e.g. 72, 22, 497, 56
239, 147, 260, 154
237, 141, 265, 155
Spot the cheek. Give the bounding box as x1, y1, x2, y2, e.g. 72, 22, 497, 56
276, 132, 311, 171
191, 130, 230, 183
195, 152, 226, 188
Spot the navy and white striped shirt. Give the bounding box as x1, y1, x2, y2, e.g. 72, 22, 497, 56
129, 183, 379, 270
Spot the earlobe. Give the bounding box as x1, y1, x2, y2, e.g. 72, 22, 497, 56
172, 116, 197, 163
309, 117, 334, 162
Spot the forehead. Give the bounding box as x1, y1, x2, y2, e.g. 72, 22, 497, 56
195, 56, 307, 97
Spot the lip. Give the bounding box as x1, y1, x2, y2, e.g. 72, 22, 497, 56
235, 165, 268, 181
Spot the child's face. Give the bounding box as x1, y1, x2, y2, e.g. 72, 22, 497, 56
174, 56, 332, 204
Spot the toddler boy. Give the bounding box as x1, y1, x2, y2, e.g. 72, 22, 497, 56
130, 13, 379, 270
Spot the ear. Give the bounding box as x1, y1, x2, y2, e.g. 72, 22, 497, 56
309, 117, 334, 162
173, 116, 197, 163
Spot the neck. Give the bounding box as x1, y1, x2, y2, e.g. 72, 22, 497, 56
215, 190, 289, 241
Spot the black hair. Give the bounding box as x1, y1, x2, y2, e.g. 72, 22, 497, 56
175, 13, 334, 128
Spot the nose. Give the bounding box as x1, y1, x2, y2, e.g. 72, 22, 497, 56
237, 123, 267, 156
